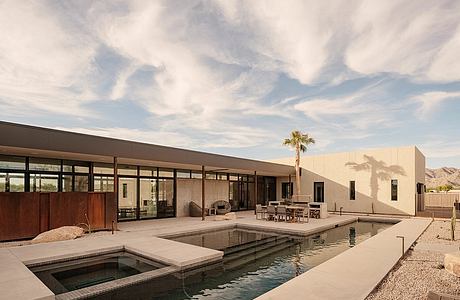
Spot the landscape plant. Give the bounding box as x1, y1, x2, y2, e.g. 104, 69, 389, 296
451, 205, 456, 241
283, 130, 315, 199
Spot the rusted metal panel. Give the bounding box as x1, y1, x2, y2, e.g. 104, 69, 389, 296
0, 193, 40, 241
39, 193, 50, 232
1, 192, 117, 241
88, 193, 105, 229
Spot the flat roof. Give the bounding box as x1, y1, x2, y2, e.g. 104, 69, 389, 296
0, 121, 294, 176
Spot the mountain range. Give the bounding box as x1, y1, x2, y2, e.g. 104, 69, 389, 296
426, 167, 460, 188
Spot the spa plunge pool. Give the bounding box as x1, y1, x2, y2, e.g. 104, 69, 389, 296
30, 251, 171, 297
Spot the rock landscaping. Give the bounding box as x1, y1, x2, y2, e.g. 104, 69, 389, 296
366, 220, 460, 299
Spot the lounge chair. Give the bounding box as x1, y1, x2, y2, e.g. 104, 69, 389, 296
189, 201, 208, 217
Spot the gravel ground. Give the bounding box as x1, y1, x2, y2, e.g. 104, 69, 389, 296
366, 220, 460, 300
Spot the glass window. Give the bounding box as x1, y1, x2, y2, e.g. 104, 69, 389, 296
350, 181, 356, 200
140, 178, 157, 219
63, 160, 90, 173
158, 178, 174, 217
176, 170, 191, 179
206, 172, 216, 180
140, 167, 157, 177
229, 174, 239, 181
94, 176, 114, 192
118, 165, 137, 176
8, 173, 24, 192
118, 177, 137, 220
391, 179, 398, 201
0, 173, 24, 192
217, 173, 228, 180
93, 163, 114, 175
30, 174, 59, 192
62, 175, 73, 192
75, 175, 89, 192
0, 173, 6, 192
0, 155, 26, 170
191, 171, 203, 179
158, 168, 174, 178
29, 158, 61, 172
282, 182, 293, 199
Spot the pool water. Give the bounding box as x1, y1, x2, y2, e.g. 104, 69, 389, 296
89, 221, 391, 300
31, 251, 165, 295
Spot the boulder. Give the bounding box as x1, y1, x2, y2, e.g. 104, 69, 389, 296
444, 251, 460, 277
224, 212, 237, 220
32, 226, 85, 244
213, 212, 237, 221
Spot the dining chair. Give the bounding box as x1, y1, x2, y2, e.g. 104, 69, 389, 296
267, 205, 276, 221
277, 205, 287, 222
256, 204, 266, 220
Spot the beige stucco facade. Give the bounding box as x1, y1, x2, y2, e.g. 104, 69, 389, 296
176, 179, 230, 217
273, 146, 425, 216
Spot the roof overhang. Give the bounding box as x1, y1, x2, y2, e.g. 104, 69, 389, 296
0, 122, 294, 176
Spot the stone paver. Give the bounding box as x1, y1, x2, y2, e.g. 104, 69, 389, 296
256, 218, 431, 300
0, 249, 53, 300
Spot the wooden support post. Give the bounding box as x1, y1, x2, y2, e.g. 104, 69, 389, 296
288, 174, 292, 200
113, 157, 118, 229
202, 165, 205, 221
254, 171, 257, 214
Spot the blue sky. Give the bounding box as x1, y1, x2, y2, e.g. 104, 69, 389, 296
0, 1, 459, 168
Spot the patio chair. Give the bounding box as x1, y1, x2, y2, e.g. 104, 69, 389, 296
256, 204, 266, 220
266, 205, 276, 221
277, 205, 288, 222
295, 207, 309, 222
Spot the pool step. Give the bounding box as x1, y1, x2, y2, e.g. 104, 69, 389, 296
224, 239, 299, 270
224, 235, 290, 256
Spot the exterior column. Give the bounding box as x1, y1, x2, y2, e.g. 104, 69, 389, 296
254, 171, 257, 214
288, 174, 292, 200
113, 157, 118, 228
202, 165, 206, 221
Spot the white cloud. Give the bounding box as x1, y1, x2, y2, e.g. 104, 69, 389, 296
0, 1, 97, 116
345, 1, 460, 81
428, 24, 460, 82
414, 91, 460, 117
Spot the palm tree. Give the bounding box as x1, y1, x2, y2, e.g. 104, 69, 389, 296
283, 130, 315, 199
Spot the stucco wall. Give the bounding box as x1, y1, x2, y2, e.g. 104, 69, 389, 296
176, 179, 229, 217
273, 146, 425, 216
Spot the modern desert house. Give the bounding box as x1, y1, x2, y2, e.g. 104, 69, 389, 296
0, 121, 425, 241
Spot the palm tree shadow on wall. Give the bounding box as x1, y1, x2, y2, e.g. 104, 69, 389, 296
345, 155, 406, 203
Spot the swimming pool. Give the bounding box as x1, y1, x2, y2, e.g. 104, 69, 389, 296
88, 221, 391, 300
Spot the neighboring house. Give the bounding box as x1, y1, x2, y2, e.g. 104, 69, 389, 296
0, 121, 425, 241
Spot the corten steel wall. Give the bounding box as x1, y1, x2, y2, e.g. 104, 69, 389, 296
0, 192, 116, 241
272, 146, 425, 216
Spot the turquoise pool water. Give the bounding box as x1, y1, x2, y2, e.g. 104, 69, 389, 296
90, 221, 391, 300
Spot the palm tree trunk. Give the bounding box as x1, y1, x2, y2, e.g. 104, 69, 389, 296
295, 144, 301, 197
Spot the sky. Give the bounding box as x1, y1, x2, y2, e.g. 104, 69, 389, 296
0, 0, 459, 168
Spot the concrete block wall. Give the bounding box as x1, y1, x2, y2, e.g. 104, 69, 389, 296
176, 179, 229, 217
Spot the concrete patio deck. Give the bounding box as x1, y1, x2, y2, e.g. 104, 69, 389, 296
0, 211, 403, 300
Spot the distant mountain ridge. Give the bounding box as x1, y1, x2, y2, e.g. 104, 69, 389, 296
426, 167, 460, 188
